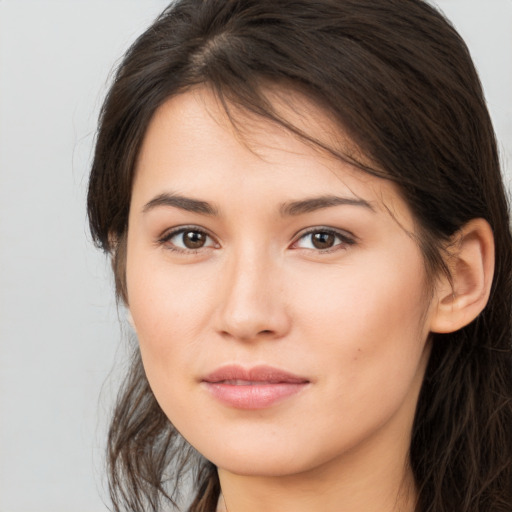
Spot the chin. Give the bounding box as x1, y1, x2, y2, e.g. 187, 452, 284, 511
197, 436, 336, 479
214, 455, 307, 478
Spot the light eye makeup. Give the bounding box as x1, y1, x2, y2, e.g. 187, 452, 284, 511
291, 227, 356, 253
156, 224, 356, 256
157, 226, 218, 253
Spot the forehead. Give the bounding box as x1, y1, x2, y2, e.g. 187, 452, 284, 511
133, 86, 412, 224
139, 84, 362, 166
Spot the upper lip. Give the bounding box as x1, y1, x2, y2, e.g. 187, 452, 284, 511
202, 364, 309, 384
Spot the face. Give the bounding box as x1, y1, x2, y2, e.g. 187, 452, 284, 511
126, 87, 436, 479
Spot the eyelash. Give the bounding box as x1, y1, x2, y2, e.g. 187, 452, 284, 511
292, 227, 356, 253
157, 226, 217, 254
157, 226, 356, 254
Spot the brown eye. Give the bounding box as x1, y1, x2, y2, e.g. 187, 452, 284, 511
294, 228, 355, 252
311, 232, 336, 249
182, 230, 207, 249
161, 227, 216, 252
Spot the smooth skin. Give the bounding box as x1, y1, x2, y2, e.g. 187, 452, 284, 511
125, 87, 494, 512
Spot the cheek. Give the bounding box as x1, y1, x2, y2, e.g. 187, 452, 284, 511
295, 245, 430, 395
125, 249, 218, 380
298, 245, 428, 335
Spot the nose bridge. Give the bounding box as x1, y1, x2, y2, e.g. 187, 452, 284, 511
215, 241, 289, 341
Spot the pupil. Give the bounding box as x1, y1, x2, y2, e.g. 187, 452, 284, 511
312, 232, 334, 249
184, 231, 205, 249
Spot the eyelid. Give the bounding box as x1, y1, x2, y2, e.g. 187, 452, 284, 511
157, 225, 219, 252
291, 226, 357, 251
155, 224, 355, 253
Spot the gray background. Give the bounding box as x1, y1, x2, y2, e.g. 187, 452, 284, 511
0, 1, 511, 511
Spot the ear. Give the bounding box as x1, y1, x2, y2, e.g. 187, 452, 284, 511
430, 218, 495, 333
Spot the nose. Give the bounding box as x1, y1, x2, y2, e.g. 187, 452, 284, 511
214, 248, 291, 342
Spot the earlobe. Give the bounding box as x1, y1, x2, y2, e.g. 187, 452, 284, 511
430, 218, 495, 334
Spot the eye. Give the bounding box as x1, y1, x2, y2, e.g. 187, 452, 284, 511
293, 228, 355, 251
159, 227, 217, 252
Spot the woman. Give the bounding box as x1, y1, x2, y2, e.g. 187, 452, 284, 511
87, 1, 512, 511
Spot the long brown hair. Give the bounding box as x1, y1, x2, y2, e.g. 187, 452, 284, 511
87, 1, 512, 510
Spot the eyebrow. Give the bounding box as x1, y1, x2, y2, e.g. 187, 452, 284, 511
142, 192, 373, 217
280, 195, 374, 216
143, 193, 219, 216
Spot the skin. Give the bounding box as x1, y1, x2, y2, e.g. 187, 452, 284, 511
126, 87, 442, 512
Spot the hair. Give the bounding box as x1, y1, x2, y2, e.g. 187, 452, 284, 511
87, 1, 512, 511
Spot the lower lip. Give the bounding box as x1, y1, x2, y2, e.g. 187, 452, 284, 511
203, 382, 308, 409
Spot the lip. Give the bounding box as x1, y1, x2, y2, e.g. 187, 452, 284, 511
201, 364, 310, 410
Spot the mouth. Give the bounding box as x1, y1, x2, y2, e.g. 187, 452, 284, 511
201, 365, 310, 410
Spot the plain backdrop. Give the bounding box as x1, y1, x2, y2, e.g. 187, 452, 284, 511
0, 1, 511, 511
